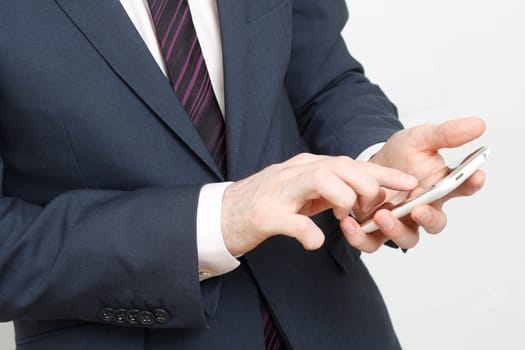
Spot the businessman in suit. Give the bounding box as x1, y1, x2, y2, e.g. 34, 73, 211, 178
0, 0, 485, 349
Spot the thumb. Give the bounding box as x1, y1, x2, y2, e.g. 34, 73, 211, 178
413, 117, 486, 151
277, 214, 325, 250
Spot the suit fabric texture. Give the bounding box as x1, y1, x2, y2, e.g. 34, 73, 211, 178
0, 0, 404, 349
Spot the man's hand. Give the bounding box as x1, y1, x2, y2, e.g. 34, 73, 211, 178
221, 153, 418, 257
340, 117, 487, 252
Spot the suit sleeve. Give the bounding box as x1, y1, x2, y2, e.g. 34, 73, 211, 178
284, 0, 404, 158
0, 155, 208, 328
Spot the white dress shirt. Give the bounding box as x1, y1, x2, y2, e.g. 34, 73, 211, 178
119, 0, 385, 281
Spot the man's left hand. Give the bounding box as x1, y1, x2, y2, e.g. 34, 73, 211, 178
340, 117, 486, 252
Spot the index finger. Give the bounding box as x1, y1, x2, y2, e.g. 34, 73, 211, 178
350, 161, 420, 213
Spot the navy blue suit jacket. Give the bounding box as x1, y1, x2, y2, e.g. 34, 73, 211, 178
0, 0, 404, 349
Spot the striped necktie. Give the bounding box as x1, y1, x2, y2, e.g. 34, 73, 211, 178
147, 0, 226, 175
147, 1, 286, 348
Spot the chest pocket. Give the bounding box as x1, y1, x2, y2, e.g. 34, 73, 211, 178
245, 0, 289, 23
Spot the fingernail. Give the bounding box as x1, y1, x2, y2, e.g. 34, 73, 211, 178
376, 214, 394, 230
419, 208, 432, 224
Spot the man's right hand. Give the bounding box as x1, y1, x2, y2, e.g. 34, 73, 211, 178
220, 153, 418, 257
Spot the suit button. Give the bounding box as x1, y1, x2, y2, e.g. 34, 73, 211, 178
137, 310, 155, 326
153, 308, 171, 324
114, 308, 128, 324
199, 269, 213, 279
98, 308, 115, 322
126, 309, 140, 325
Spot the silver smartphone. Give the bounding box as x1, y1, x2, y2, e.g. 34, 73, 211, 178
360, 146, 490, 233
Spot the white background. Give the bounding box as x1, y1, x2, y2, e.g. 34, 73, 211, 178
344, 0, 525, 349
1, 0, 524, 349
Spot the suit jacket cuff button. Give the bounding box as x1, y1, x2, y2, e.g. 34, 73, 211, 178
126, 309, 141, 325
153, 308, 171, 324
98, 308, 115, 322
114, 308, 128, 324
137, 310, 156, 326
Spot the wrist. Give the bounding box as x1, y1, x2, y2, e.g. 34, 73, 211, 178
220, 182, 245, 257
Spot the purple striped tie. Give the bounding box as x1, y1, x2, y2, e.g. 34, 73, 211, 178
261, 301, 286, 349
147, 1, 285, 348
148, 0, 226, 175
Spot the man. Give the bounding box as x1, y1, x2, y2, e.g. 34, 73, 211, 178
0, 0, 485, 349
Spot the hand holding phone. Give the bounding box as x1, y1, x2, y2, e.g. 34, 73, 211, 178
360, 146, 490, 233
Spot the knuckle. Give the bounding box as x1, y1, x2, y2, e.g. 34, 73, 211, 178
339, 158, 378, 196
361, 183, 380, 199
265, 163, 281, 173
335, 156, 354, 172
409, 239, 419, 249
291, 153, 314, 164
268, 162, 281, 170
293, 218, 310, 236
310, 168, 329, 185
405, 234, 420, 249
412, 123, 432, 135
428, 216, 447, 234
348, 230, 366, 248
344, 191, 357, 208
295, 152, 311, 160
417, 207, 447, 234
363, 244, 380, 254
386, 228, 403, 242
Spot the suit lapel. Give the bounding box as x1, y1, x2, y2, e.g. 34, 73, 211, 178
217, 0, 249, 179
54, 0, 224, 179
219, 0, 289, 179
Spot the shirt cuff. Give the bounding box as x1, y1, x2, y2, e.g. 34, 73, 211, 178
349, 143, 386, 220
196, 182, 240, 281
355, 143, 385, 162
